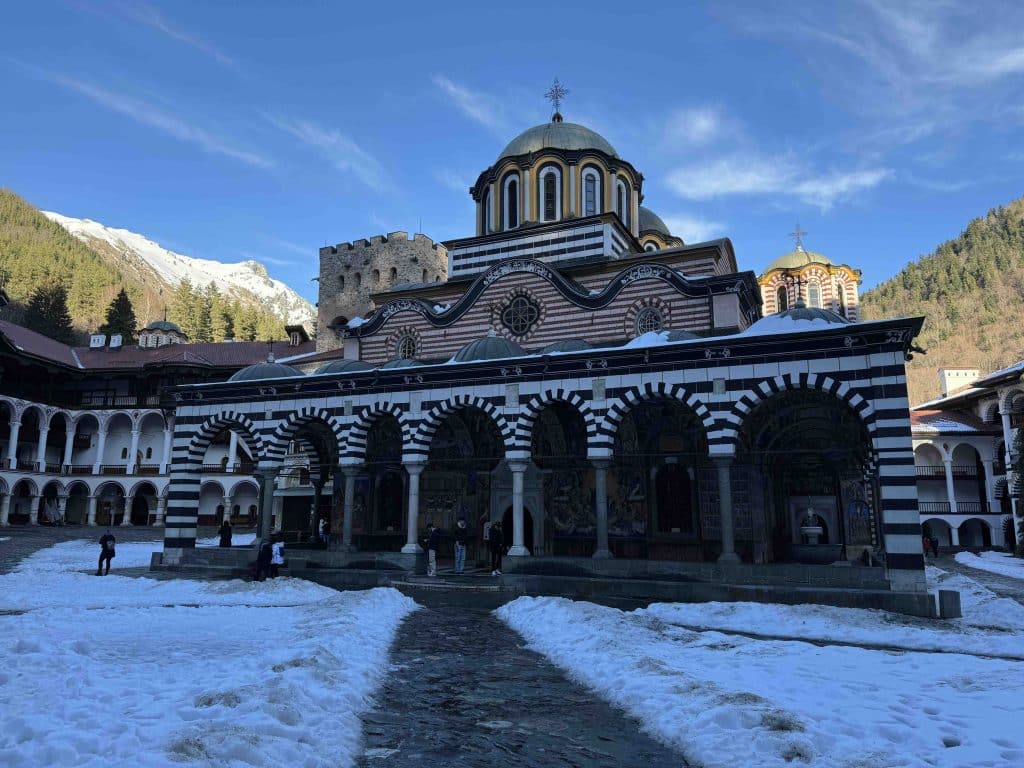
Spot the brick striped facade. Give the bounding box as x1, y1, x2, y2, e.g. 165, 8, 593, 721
164, 317, 926, 592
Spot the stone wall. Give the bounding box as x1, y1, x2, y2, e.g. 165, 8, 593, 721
317, 232, 448, 353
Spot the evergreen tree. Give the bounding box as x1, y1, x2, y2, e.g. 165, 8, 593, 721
168, 278, 198, 340
98, 288, 138, 343
23, 284, 75, 344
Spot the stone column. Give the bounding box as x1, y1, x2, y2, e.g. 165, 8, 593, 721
0, 494, 10, 526
714, 456, 740, 563
257, 470, 277, 541
92, 429, 107, 474
126, 429, 140, 474
57, 494, 68, 525
523, 169, 531, 222
62, 428, 75, 470
309, 482, 323, 538
121, 495, 133, 526
592, 459, 612, 559
155, 495, 167, 527
569, 164, 577, 216
86, 494, 98, 526
982, 459, 996, 512
28, 495, 39, 526
342, 464, 360, 548
950, 526, 960, 547
159, 426, 173, 474
1000, 409, 1014, 464
222, 495, 232, 522
227, 431, 239, 471
508, 460, 529, 557
35, 425, 50, 472
272, 495, 284, 533
401, 461, 425, 553
5, 419, 20, 469
943, 459, 959, 516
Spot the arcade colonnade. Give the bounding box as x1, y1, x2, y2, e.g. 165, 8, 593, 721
164, 351, 925, 592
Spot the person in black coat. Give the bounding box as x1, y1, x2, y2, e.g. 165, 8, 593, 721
97, 529, 116, 575
423, 523, 441, 577
488, 520, 503, 576
255, 539, 273, 581
218, 519, 233, 547
453, 517, 470, 575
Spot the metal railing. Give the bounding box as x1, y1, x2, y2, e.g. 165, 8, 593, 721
200, 463, 256, 475
915, 464, 978, 478
919, 501, 990, 514
99, 465, 128, 475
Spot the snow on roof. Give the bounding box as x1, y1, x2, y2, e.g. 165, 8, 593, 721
910, 410, 995, 434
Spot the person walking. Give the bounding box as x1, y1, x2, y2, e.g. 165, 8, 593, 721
270, 536, 285, 578
488, 520, 503, 576
218, 518, 233, 548
930, 535, 940, 559
318, 517, 328, 546
424, 522, 440, 577
453, 516, 469, 575
922, 535, 932, 559
97, 528, 116, 576
255, 538, 273, 581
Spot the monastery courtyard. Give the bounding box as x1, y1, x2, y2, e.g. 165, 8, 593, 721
1, 527, 1022, 768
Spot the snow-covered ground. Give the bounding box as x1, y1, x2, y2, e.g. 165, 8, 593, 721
0, 538, 416, 767
954, 551, 1024, 582
498, 572, 1024, 768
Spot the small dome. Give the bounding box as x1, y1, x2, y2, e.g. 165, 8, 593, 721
764, 247, 835, 272
314, 359, 373, 375
746, 299, 850, 333
453, 332, 526, 363
144, 320, 182, 333
539, 338, 593, 354
498, 121, 618, 162
638, 207, 671, 237
380, 357, 421, 369
666, 329, 700, 341
229, 356, 304, 382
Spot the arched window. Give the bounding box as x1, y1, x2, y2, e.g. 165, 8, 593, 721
635, 307, 663, 335
397, 334, 417, 359
836, 282, 847, 318
776, 285, 789, 312
503, 174, 519, 229
338, 275, 345, 290
355, 272, 362, 288
422, 269, 427, 283
434, 274, 441, 282
390, 267, 397, 281
644, 242, 658, 253
145, 447, 152, 459
540, 167, 561, 222
582, 167, 601, 216
616, 179, 630, 228
483, 188, 492, 232
120, 447, 128, 460
373, 269, 380, 283
807, 280, 822, 308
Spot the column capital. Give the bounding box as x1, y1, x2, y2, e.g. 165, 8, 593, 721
507, 459, 530, 474
712, 454, 734, 468
403, 460, 426, 476
341, 463, 363, 478
590, 458, 612, 470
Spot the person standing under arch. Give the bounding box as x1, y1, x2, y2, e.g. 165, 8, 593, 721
489, 520, 503, 576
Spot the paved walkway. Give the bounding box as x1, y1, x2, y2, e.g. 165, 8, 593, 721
935, 553, 1024, 606
356, 591, 687, 768
0, 525, 169, 574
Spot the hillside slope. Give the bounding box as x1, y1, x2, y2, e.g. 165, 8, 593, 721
861, 197, 1024, 404
0, 190, 312, 342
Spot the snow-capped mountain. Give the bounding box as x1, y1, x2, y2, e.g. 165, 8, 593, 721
42, 212, 315, 326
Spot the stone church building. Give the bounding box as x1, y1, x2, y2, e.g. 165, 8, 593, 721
161, 112, 927, 597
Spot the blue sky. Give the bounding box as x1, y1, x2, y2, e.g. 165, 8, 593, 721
2, 1, 1023, 305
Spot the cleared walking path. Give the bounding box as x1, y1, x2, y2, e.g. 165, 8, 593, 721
936, 552, 1024, 606
356, 591, 688, 767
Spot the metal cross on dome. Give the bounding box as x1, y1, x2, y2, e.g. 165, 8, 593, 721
789, 223, 807, 251
545, 78, 569, 115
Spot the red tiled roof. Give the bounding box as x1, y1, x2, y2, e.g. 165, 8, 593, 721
0, 319, 315, 372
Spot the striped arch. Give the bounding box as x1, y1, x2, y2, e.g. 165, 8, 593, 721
268, 407, 345, 463
409, 395, 515, 457
725, 373, 878, 448
595, 382, 717, 451
513, 389, 598, 450
184, 412, 266, 469
344, 402, 412, 461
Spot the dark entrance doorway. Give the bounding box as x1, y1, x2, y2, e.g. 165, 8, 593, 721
503, 506, 533, 555
130, 495, 150, 525
655, 463, 694, 534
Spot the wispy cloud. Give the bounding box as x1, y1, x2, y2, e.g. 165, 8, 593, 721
432, 76, 508, 135
265, 236, 311, 257
433, 168, 471, 194
667, 154, 890, 210
31, 67, 271, 168
109, 2, 236, 67
240, 250, 292, 267
660, 214, 726, 244
265, 115, 390, 192
662, 107, 730, 148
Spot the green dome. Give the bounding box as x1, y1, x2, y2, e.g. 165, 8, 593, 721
498, 120, 618, 162
452, 333, 525, 363
764, 247, 834, 272
144, 320, 182, 333
314, 359, 373, 375
638, 207, 671, 237
380, 357, 421, 369
229, 359, 304, 382
539, 339, 593, 353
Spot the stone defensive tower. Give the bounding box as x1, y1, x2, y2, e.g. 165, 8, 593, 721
316, 232, 448, 353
